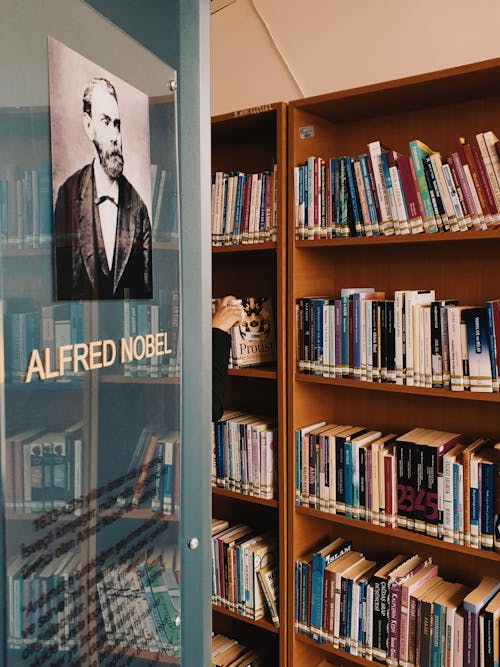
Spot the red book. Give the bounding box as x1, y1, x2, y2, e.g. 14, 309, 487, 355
456, 135, 491, 222
397, 154, 424, 233
471, 141, 500, 226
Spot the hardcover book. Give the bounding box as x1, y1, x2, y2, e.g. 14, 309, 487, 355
230, 297, 276, 368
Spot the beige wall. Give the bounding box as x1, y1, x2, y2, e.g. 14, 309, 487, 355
211, 0, 500, 116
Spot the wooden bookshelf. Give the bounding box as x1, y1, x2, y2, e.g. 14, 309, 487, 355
211, 102, 288, 666
287, 59, 500, 666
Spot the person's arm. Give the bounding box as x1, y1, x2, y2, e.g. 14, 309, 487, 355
212, 296, 243, 422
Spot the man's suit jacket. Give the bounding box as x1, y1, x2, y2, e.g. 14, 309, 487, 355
54, 163, 152, 300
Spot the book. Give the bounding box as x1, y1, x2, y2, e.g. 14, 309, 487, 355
230, 297, 276, 368
256, 564, 279, 627
310, 536, 352, 640
483, 590, 500, 667
463, 307, 493, 392
370, 553, 407, 662
463, 577, 500, 667
116, 427, 153, 507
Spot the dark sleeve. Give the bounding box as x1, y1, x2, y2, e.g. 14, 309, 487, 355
212, 327, 231, 422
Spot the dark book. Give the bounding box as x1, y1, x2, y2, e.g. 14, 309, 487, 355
370, 553, 407, 663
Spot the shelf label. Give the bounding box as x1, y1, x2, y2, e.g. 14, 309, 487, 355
299, 125, 315, 139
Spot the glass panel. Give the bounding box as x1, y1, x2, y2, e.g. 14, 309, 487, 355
0, 2, 181, 665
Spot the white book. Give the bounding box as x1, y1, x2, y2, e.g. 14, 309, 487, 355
441, 162, 468, 231
367, 140, 395, 235
406, 290, 435, 386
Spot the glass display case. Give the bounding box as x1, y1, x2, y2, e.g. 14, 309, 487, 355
0, 1, 211, 665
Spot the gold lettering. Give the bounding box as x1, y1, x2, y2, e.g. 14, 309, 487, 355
73, 343, 90, 373
25, 349, 46, 383
102, 340, 116, 367
58, 345, 73, 376
133, 335, 145, 361
88, 341, 103, 370
43, 348, 59, 379
120, 337, 133, 363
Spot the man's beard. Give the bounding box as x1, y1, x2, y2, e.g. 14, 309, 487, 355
94, 141, 124, 179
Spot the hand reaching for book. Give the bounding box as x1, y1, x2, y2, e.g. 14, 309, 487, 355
212, 295, 243, 332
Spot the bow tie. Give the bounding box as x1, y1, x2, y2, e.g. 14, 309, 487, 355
95, 194, 118, 206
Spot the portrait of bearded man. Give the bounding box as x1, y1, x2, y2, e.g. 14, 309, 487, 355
54, 75, 152, 301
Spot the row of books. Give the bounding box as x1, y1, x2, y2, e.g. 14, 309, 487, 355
97, 549, 180, 656
294, 130, 500, 239
211, 167, 278, 246
297, 289, 500, 392
122, 290, 181, 378
0, 162, 52, 249
211, 410, 277, 500
6, 302, 84, 384
211, 634, 267, 666
296, 536, 500, 667
150, 163, 179, 243
211, 518, 278, 625
116, 427, 180, 516
7, 550, 82, 651
5, 422, 82, 514
213, 296, 276, 369
296, 421, 500, 552
0, 160, 177, 252
5, 288, 181, 383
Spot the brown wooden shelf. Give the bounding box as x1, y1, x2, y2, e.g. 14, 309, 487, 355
296, 505, 500, 564
212, 604, 279, 634
212, 486, 278, 509
101, 645, 179, 664
295, 228, 500, 248
296, 373, 500, 403
228, 365, 277, 379
100, 375, 180, 384
212, 241, 277, 253
296, 633, 369, 666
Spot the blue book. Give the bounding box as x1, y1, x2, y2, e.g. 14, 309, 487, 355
485, 301, 499, 392
464, 307, 493, 393
359, 153, 380, 234
479, 450, 499, 551
341, 288, 375, 378
232, 172, 245, 242
345, 156, 363, 236
36, 161, 53, 248
310, 537, 351, 641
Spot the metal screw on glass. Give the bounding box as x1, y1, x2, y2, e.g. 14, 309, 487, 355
187, 537, 199, 550
169, 79, 177, 91
174, 616, 181, 627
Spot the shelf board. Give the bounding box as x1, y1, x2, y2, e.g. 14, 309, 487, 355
100, 508, 179, 522
297, 506, 500, 563
296, 633, 367, 666
296, 374, 500, 403
229, 365, 277, 379
101, 375, 180, 384
212, 486, 278, 509
101, 645, 179, 664
295, 229, 500, 248
212, 241, 277, 254
212, 604, 279, 634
